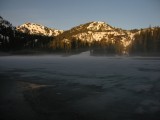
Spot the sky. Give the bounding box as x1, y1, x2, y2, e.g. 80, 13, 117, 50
0, 0, 160, 30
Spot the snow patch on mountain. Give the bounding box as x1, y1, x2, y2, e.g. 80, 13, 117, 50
16, 23, 63, 36
54, 21, 141, 52
86, 21, 112, 31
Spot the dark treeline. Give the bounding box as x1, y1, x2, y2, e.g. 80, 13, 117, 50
50, 38, 124, 55
128, 27, 160, 56
49, 27, 160, 55
1, 16, 160, 55
0, 23, 53, 52
89, 39, 124, 55
1, 27, 160, 55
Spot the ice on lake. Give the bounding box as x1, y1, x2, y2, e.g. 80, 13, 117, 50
0, 51, 160, 120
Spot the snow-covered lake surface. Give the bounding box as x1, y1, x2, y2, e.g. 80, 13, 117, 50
0, 51, 160, 120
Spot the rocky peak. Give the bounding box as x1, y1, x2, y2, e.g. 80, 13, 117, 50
86, 21, 113, 31
16, 22, 63, 36
69, 21, 114, 33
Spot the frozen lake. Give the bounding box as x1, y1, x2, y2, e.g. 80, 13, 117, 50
0, 51, 160, 120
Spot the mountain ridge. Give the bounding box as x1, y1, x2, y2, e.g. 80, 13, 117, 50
16, 22, 63, 37
53, 21, 137, 50
1, 16, 160, 55
15, 20, 159, 51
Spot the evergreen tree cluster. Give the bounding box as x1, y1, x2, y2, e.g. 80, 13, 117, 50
50, 38, 124, 55
50, 38, 89, 53
89, 39, 124, 55
128, 27, 160, 55
0, 16, 53, 51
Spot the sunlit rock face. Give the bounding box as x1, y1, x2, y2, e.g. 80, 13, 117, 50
55, 21, 138, 49
16, 23, 63, 36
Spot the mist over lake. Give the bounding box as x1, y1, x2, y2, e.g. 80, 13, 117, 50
0, 52, 160, 120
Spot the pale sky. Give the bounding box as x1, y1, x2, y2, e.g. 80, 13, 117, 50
0, 0, 160, 30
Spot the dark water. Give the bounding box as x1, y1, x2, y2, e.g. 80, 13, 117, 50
0, 51, 160, 120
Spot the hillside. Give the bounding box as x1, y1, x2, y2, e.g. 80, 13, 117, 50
54, 21, 138, 48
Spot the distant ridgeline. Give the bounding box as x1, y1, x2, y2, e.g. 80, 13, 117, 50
0, 16, 160, 55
